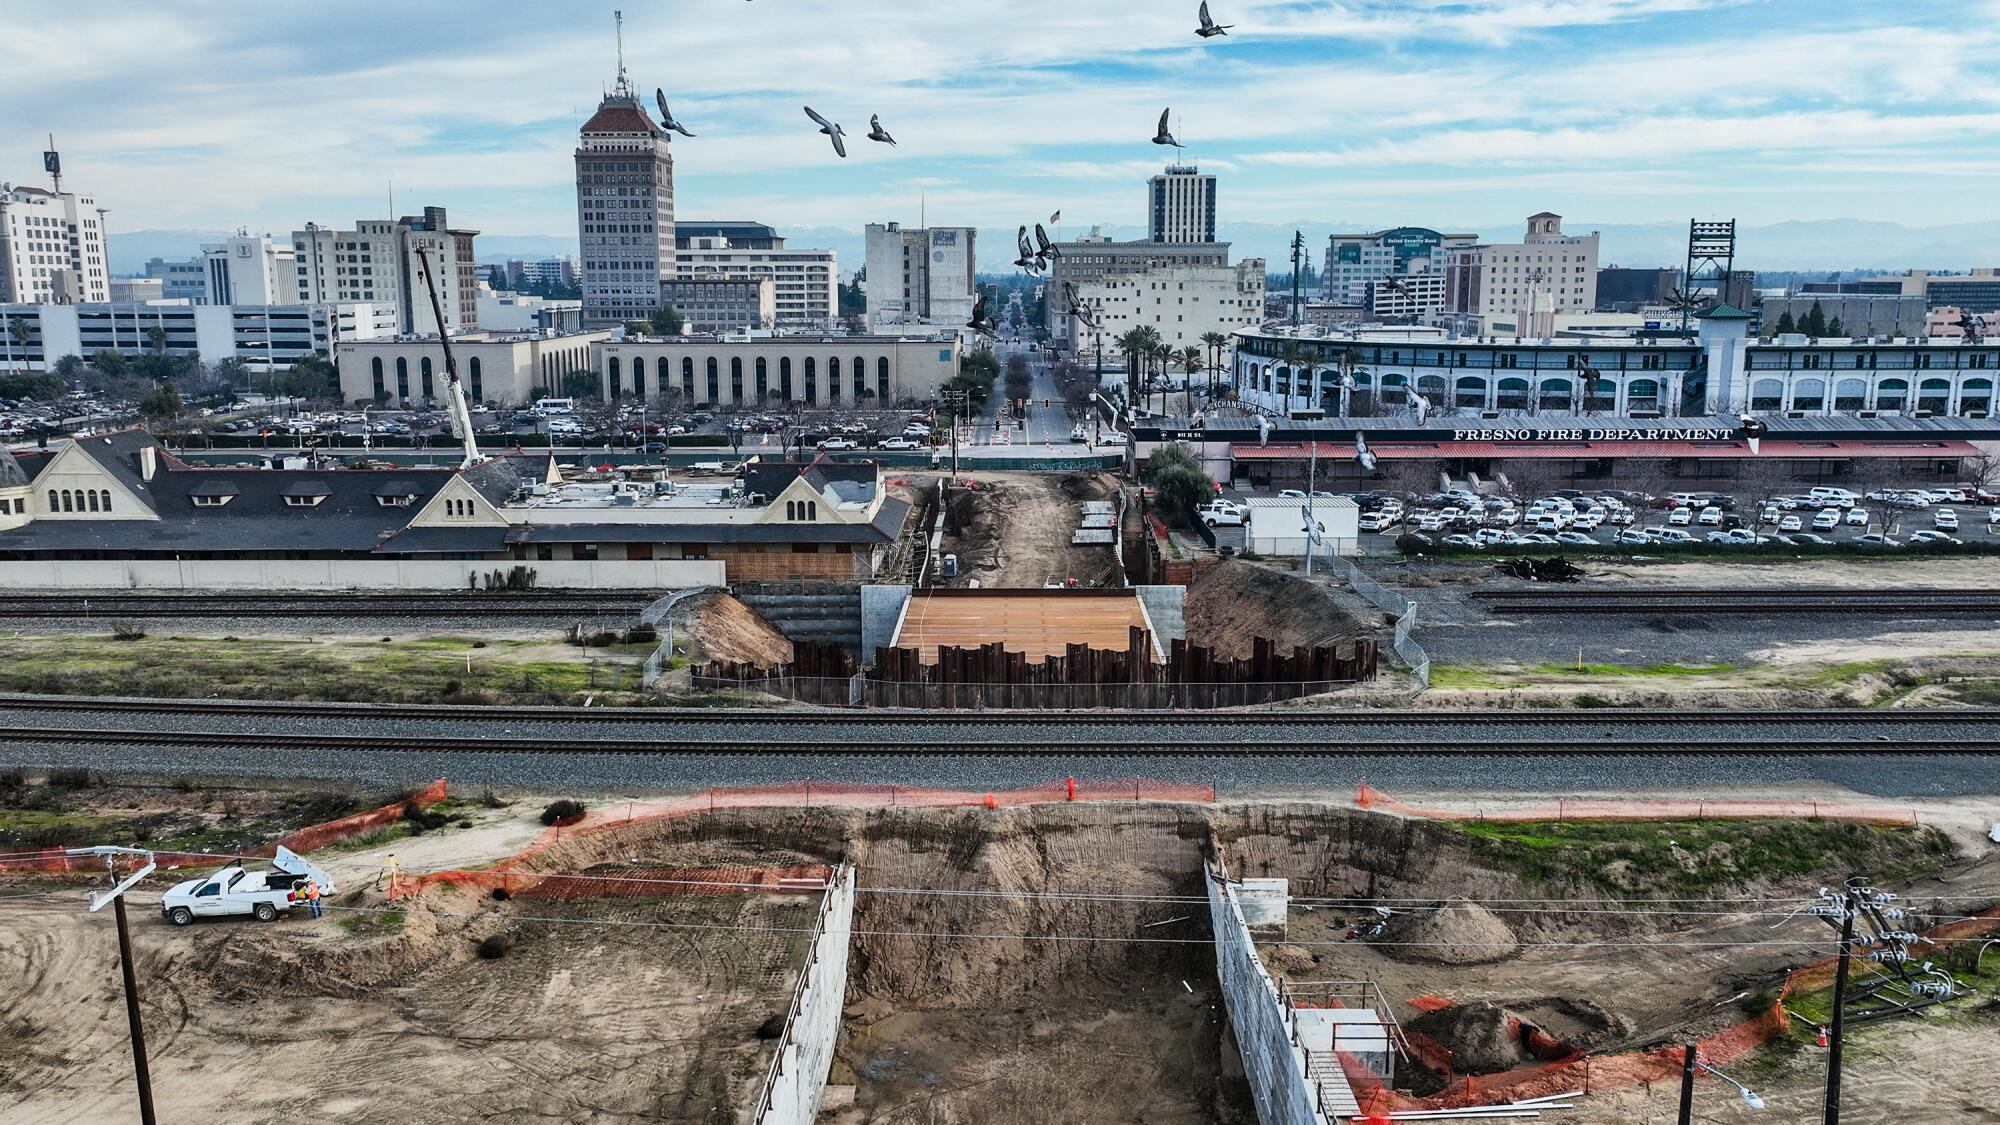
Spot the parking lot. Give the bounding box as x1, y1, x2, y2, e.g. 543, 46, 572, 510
1212, 482, 2000, 555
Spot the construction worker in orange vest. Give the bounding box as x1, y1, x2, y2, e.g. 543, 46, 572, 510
303, 878, 323, 919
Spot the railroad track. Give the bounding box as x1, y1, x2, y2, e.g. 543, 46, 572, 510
0, 593, 654, 618
0, 695, 1995, 754
1473, 588, 2000, 615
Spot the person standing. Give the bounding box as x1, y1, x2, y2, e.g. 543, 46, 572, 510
303, 878, 323, 919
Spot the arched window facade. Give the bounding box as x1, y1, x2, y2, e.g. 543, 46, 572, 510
828, 357, 841, 402
853, 357, 866, 399
729, 357, 743, 403
371, 356, 386, 401
420, 356, 435, 399
877, 357, 890, 402
682, 357, 696, 401
632, 357, 646, 399
707, 357, 720, 403
752, 357, 767, 401
779, 357, 792, 400
804, 357, 817, 404
608, 357, 623, 401
467, 357, 483, 403
395, 357, 410, 400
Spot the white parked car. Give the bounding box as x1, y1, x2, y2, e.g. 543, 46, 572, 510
1554, 531, 1597, 546
1651, 528, 1699, 544
1855, 534, 1902, 547
1667, 507, 1693, 526
1696, 506, 1724, 526
1442, 533, 1482, 549
1909, 530, 1962, 545
879, 437, 925, 450
816, 437, 858, 450
1707, 529, 1765, 545
1778, 514, 1803, 532
1197, 500, 1246, 527
1810, 509, 1841, 531
1614, 528, 1653, 545
1933, 508, 1960, 531
1411, 512, 1446, 532
1845, 508, 1870, 527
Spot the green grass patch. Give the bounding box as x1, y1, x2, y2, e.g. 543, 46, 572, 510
1429, 662, 1734, 690
337, 908, 405, 937
1448, 818, 1954, 894
1531, 662, 1736, 678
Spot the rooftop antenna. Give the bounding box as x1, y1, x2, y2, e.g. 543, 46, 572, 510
612, 9, 632, 96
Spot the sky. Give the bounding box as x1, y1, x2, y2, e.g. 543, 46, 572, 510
4, 0, 2000, 246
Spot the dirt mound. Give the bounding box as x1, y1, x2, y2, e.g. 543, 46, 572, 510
681, 590, 793, 665
1059, 471, 1118, 501
1184, 559, 1371, 659
1406, 1001, 1531, 1074
1379, 898, 1518, 965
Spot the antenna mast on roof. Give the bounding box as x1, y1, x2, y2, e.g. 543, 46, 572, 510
612, 10, 632, 96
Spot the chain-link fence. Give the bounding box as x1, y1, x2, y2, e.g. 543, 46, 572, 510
690, 674, 1372, 710
1320, 554, 1430, 688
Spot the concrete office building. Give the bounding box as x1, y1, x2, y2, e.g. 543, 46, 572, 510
863, 222, 976, 332
107, 278, 164, 302
202, 234, 296, 306
574, 51, 675, 328
1061, 259, 1265, 353
1804, 269, 2000, 312
1, 301, 396, 373
595, 334, 961, 407
1148, 165, 1217, 243
1443, 213, 1601, 337
292, 207, 480, 335
336, 329, 612, 407
675, 222, 837, 329
504, 256, 581, 290
1596, 266, 1681, 312
474, 289, 585, 333
657, 276, 775, 333
143, 257, 208, 303
1044, 230, 1233, 343
1324, 227, 1477, 308
0, 183, 109, 304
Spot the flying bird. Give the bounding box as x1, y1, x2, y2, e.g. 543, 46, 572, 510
867, 114, 897, 146
1355, 434, 1377, 472
1034, 224, 1061, 260
1406, 388, 1434, 425
1152, 108, 1182, 148
1063, 282, 1102, 329
1196, 1, 1233, 37
1014, 226, 1041, 272
804, 106, 847, 158
654, 89, 695, 138
967, 293, 998, 338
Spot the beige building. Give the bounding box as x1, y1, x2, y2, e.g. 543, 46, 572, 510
1444, 213, 1601, 337
336, 329, 612, 407
575, 75, 676, 328
596, 334, 960, 406
657, 276, 775, 333
292, 206, 480, 335
1061, 259, 1265, 353
676, 237, 837, 329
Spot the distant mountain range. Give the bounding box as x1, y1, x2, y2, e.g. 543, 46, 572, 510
109, 219, 2000, 281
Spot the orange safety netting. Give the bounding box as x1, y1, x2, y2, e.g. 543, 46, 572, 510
391, 776, 1214, 900
0, 779, 450, 877
1355, 782, 1920, 828
1339, 903, 2000, 1115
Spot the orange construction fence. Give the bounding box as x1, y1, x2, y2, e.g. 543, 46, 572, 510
0, 779, 449, 878
391, 776, 1214, 901
1355, 782, 1920, 828
1340, 902, 2000, 1115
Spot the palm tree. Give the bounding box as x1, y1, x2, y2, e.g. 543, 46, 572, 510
1115, 327, 1149, 408
1176, 346, 1204, 416
1200, 331, 1229, 398
1150, 341, 1174, 414
145, 325, 168, 356
4, 316, 28, 375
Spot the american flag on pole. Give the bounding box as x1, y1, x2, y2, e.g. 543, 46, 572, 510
1049, 210, 1061, 224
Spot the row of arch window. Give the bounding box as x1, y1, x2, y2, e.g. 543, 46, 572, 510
784, 500, 818, 521
604, 356, 893, 404
370, 356, 486, 404
50, 489, 111, 513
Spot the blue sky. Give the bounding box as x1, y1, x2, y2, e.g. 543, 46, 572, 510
4, 0, 1998, 241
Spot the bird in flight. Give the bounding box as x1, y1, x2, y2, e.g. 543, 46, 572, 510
1063, 282, 1103, 330
1034, 224, 1062, 262
1196, 1, 1233, 37
1152, 108, 1183, 148
1355, 434, 1377, 472
867, 115, 897, 146
1014, 227, 1042, 273
654, 90, 696, 138
804, 106, 847, 157
967, 293, 998, 337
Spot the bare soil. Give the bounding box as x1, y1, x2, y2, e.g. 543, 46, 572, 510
678, 589, 795, 665
1184, 559, 1379, 659
937, 471, 1121, 589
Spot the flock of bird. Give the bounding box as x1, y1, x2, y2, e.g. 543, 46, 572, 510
649, 4, 1242, 347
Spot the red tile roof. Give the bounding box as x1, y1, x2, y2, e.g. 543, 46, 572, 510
580, 100, 659, 136
1229, 439, 1982, 461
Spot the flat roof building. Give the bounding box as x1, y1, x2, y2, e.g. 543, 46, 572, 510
595, 334, 960, 408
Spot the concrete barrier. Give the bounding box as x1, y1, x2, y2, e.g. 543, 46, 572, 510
1208, 857, 1339, 1125
752, 864, 856, 1125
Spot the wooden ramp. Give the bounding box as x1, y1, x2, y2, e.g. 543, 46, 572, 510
893, 590, 1154, 664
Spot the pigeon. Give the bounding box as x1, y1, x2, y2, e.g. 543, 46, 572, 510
1034, 224, 1061, 260
867, 114, 897, 146
1063, 282, 1102, 329
1152, 108, 1182, 148
1196, 1, 1233, 37
1406, 388, 1434, 424
804, 106, 846, 158
1014, 226, 1041, 272
1355, 434, 1377, 472
654, 89, 695, 138
967, 292, 998, 337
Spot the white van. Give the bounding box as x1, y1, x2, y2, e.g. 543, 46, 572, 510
1808, 487, 1858, 508
533, 397, 576, 416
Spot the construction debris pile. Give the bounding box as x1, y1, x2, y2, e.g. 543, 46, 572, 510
1493, 557, 1587, 582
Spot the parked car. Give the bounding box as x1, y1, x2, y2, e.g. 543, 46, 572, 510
1778, 514, 1803, 532
1667, 507, 1693, 526
816, 437, 859, 450
879, 437, 925, 450
1554, 531, 1597, 546
1651, 528, 1699, 545
1442, 533, 1482, 549
1358, 511, 1399, 533
1788, 532, 1836, 546
1855, 534, 1902, 547
1909, 530, 1962, 545
1706, 529, 1765, 545
1810, 509, 1841, 531
160, 848, 335, 926
1613, 528, 1653, 546
1933, 508, 1960, 531
1845, 508, 1871, 527
1197, 500, 1246, 527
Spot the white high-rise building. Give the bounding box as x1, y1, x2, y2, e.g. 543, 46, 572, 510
202, 234, 297, 306
1148, 164, 1217, 244
0, 183, 109, 304
675, 222, 836, 329
574, 38, 675, 328
291, 206, 480, 335
864, 222, 976, 332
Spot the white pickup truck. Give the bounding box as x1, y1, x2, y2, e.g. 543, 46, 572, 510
160, 847, 336, 926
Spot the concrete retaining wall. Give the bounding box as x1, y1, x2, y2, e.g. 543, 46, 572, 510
753, 865, 856, 1125
0, 558, 726, 591
859, 584, 912, 656
1132, 584, 1187, 645
1209, 861, 1334, 1125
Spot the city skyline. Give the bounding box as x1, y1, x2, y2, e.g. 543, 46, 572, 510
4, 0, 1998, 243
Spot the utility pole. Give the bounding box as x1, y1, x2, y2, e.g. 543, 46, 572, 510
64, 846, 159, 1125
1677, 1043, 1697, 1125
1290, 231, 1305, 328
1825, 888, 1857, 1125
940, 388, 966, 479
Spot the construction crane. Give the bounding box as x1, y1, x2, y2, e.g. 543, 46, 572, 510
413, 245, 484, 469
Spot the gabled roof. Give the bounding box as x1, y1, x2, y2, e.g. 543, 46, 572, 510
1700, 304, 1754, 320
458, 457, 528, 505
740, 460, 880, 503
188, 480, 241, 497
372, 480, 423, 498
281, 480, 334, 498
0, 448, 28, 488
61, 429, 170, 513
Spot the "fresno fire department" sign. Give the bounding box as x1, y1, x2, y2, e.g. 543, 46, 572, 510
1449, 427, 1740, 442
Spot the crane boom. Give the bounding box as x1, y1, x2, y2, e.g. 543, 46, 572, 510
414, 245, 483, 469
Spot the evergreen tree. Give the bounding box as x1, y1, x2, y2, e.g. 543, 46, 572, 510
1773, 310, 1797, 335
1827, 317, 1844, 338
1802, 301, 1828, 337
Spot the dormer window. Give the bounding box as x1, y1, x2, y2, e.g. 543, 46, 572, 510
284, 494, 326, 508
192, 494, 232, 507
376, 494, 416, 508
281, 481, 333, 508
